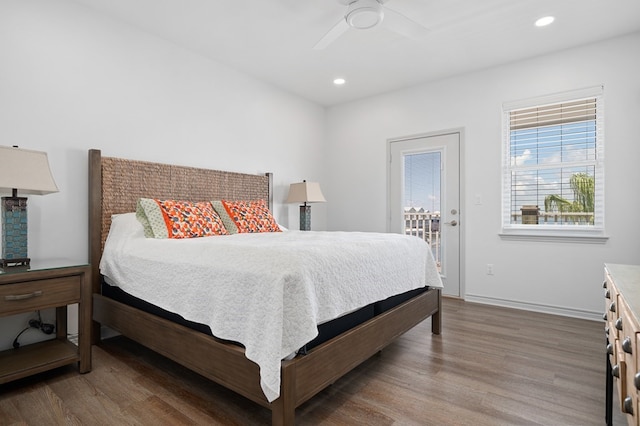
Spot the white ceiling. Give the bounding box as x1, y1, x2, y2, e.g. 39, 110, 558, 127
71, 0, 640, 106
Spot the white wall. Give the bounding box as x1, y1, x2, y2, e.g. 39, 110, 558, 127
2, 0, 637, 353
0, 0, 326, 350
325, 32, 640, 319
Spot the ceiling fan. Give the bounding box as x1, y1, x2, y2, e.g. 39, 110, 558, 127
313, 0, 429, 50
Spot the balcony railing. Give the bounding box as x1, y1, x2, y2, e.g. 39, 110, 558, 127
404, 210, 441, 268
511, 211, 594, 225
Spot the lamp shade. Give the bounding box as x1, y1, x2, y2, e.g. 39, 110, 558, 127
286, 181, 326, 204
0, 146, 59, 195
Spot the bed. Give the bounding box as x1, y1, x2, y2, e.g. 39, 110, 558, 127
88, 149, 442, 425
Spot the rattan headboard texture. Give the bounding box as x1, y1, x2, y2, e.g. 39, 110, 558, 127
88, 149, 272, 291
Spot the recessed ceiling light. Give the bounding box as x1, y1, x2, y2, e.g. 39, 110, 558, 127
535, 16, 555, 27
333, 78, 346, 86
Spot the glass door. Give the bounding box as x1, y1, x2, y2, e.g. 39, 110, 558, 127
389, 132, 461, 297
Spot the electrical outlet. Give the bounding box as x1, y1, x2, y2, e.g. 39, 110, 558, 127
486, 264, 494, 275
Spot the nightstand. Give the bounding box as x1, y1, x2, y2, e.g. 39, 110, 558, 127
0, 260, 91, 384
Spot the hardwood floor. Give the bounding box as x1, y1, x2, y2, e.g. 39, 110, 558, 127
0, 298, 610, 425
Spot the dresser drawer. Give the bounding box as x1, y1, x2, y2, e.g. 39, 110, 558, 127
614, 338, 628, 413
634, 335, 640, 426
619, 299, 640, 424
605, 274, 621, 339
0, 276, 81, 316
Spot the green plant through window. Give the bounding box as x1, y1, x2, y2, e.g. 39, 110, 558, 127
544, 172, 594, 213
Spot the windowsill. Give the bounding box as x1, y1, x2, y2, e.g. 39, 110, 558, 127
499, 227, 609, 244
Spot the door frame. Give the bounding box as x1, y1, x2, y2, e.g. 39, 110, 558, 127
386, 128, 466, 299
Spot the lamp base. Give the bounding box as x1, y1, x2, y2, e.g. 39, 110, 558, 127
2, 196, 30, 268
299, 205, 311, 231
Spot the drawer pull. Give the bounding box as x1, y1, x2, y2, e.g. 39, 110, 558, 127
616, 317, 623, 331
605, 289, 610, 299
603, 280, 608, 289
603, 312, 607, 321
4, 290, 43, 301
635, 372, 640, 390
607, 343, 613, 355
624, 396, 634, 414
610, 302, 616, 313
622, 337, 633, 354
613, 364, 620, 377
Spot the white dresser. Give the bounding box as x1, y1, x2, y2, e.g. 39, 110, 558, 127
605, 263, 640, 426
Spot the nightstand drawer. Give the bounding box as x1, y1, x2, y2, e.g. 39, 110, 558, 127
0, 276, 81, 316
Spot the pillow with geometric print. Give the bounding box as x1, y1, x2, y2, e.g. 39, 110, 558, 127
136, 198, 228, 239
212, 199, 281, 234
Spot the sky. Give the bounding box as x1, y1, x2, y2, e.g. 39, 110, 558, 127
401, 120, 596, 222
510, 120, 596, 214
403, 151, 441, 212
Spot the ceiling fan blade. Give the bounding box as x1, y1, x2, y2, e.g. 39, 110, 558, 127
383, 6, 429, 40
313, 18, 350, 50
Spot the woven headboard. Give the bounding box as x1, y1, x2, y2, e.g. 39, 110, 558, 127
88, 149, 272, 292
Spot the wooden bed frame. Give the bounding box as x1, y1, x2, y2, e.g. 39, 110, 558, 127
88, 149, 441, 425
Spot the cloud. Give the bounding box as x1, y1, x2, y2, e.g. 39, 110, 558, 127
513, 149, 531, 166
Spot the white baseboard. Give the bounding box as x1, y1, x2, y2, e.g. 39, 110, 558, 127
464, 294, 603, 322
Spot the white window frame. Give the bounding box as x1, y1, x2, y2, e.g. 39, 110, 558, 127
500, 86, 607, 243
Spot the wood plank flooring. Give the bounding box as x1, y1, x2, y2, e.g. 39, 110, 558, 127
0, 298, 612, 425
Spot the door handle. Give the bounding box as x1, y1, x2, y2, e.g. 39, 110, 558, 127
444, 220, 458, 226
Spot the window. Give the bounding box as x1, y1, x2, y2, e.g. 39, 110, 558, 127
501, 86, 605, 241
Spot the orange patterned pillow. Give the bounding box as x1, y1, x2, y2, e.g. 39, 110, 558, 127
213, 199, 281, 234
153, 200, 228, 238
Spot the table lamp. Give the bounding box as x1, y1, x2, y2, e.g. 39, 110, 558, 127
286, 180, 326, 231
0, 145, 59, 268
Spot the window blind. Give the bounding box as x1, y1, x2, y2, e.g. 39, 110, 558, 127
510, 99, 597, 131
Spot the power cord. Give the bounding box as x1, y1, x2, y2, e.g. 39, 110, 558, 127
12, 310, 55, 349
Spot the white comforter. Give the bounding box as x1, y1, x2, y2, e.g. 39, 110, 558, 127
100, 213, 442, 402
